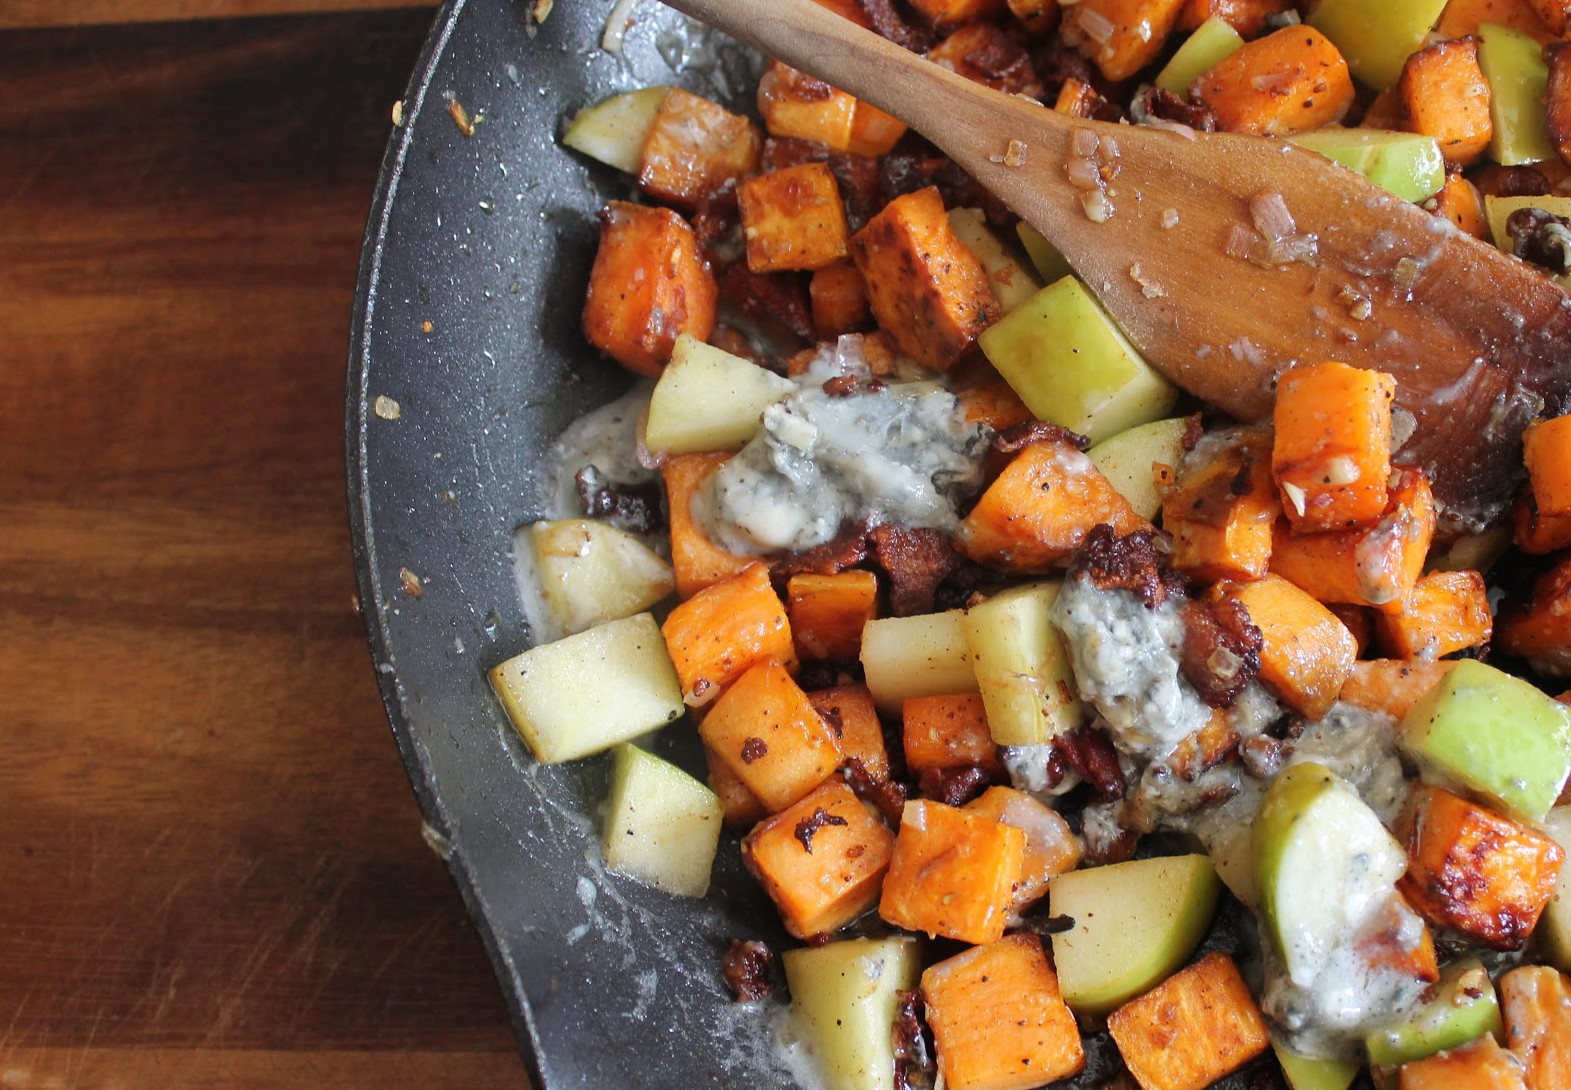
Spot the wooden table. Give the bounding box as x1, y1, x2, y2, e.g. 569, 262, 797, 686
0, 5, 530, 1085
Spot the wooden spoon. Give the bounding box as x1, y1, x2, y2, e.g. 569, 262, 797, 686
661, 0, 1571, 529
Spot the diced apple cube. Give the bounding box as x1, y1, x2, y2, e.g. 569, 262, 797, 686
602, 743, 723, 897
644, 334, 795, 456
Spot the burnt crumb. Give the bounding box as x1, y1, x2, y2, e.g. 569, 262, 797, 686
1019, 912, 1076, 936
870, 524, 964, 616
840, 757, 908, 826
932, 558, 1011, 612
1181, 412, 1206, 452
1178, 596, 1263, 708
575, 465, 665, 535
1507, 207, 1571, 275
1068, 525, 1187, 610
741, 737, 768, 764
794, 807, 849, 852
772, 520, 871, 581
1472, 163, 1552, 199
1130, 85, 1217, 132
1054, 727, 1127, 801
721, 939, 776, 1002
893, 989, 936, 1090
992, 420, 1092, 454
918, 763, 996, 807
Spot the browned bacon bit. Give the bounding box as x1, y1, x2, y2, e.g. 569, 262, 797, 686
822, 374, 887, 398
1181, 412, 1206, 452
794, 807, 849, 853
575, 465, 665, 534
1508, 207, 1571, 275
772, 520, 871, 581
1472, 163, 1552, 198
722, 939, 776, 1002
932, 557, 1011, 612
1178, 596, 1263, 709
717, 263, 814, 347
840, 758, 907, 826
871, 524, 964, 616
1085, 822, 1139, 866
1131, 85, 1218, 132
741, 737, 768, 764
1054, 727, 1127, 801
952, 25, 1044, 98
1240, 734, 1288, 780
991, 420, 1092, 454
893, 989, 936, 1090
1069, 525, 1187, 610
919, 763, 995, 807
857, 0, 932, 51
817, 704, 845, 738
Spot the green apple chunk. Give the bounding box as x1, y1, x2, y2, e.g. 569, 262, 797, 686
1535, 807, 1571, 971
949, 207, 1042, 314
1399, 658, 1571, 822
979, 276, 1178, 445
783, 936, 922, 1090
1287, 129, 1445, 203
560, 86, 670, 173
1479, 23, 1559, 166
1049, 854, 1220, 1015
1016, 222, 1073, 284
1156, 16, 1243, 95
1254, 763, 1407, 984
1272, 1039, 1359, 1090
1308, 0, 1449, 89
1363, 958, 1502, 1067
602, 743, 722, 897
1088, 416, 1191, 520
488, 612, 684, 763
860, 609, 977, 713
963, 582, 1081, 746
529, 518, 673, 638
644, 334, 795, 455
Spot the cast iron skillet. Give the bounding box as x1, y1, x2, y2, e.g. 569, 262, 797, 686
346, 2, 1271, 1086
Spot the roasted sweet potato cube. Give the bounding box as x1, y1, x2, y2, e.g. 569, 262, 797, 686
959, 439, 1150, 572
1437, 0, 1555, 41
661, 452, 756, 599
757, 61, 858, 151
1179, 0, 1293, 36
953, 365, 1035, 430
921, 934, 1086, 1090
1497, 553, 1571, 677
1162, 425, 1279, 584
1214, 574, 1356, 719
879, 799, 1025, 944
1269, 468, 1436, 608
809, 262, 871, 337
700, 659, 843, 812
1523, 413, 1571, 517
844, 101, 908, 157
1399, 38, 1492, 168
738, 163, 851, 274
1374, 570, 1492, 660
1166, 708, 1241, 782
1511, 487, 1571, 555
1398, 1035, 1528, 1090
850, 187, 1000, 370
1546, 41, 1571, 167
639, 88, 762, 208
1398, 786, 1565, 950
1054, 77, 1107, 119
903, 692, 1004, 776
1006, 0, 1060, 34
1107, 952, 1270, 1090
907, 0, 1007, 31
788, 570, 880, 662
583, 201, 717, 379
1430, 171, 1490, 239
1529, 0, 1571, 32
662, 562, 796, 705
1061, 0, 1188, 81
706, 746, 768, 829
1357, 895, 1441, 985
1339, 659, 1454, 719
965, 785, 1082, 913
742, 777, 894, 939
1193, 26, 1355, 137
928, 24, 1044, 97
1501, 965, 1571, 1090
1272, 361, 1396, 531
807, 683, 891, 780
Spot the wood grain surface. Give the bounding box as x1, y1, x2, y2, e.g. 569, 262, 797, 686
0, 0, 433, 30
0, 10, 528, 1088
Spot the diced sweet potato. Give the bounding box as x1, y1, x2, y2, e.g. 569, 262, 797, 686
953, 365, 1036, 430
1054, 77, 1107, 118
1061, 0, 1188, 82
639, 88, 762, 208
1523, 414, 1571, 518
1511, 487, 1571, 555
1437, 0, 1554, 41
807, 683, 891, 780
928, 24, 1044, 97
1374, 569, 1493, 660
706, 746, 768, 829
1497, 553, 1571, 677
1398, 1035, 1528, 1090
1545, 42, 1571, 166
965, 785, 1081, 913
583, 201, 717, 379
1529, 0, 1571, 32
1430, 171, 1491, 239
757, 61, 858, 151
1269, 468, 1437, 608
1193, 26, 1355, 136
844, 101, 908, 157
1213, 574, 1357, 719
809, 262, 871, 338
849, 186, 1000, 370
903, 692, 1005, 776
1006, 0, 1060, 34
742, 777, 894, 939
788, 570, 880, 662
879, 798, 1025, 944
921, 934, 1086, 1090
1398, 786, 1565, 950
1357, 895, 1441, 985
1162, 425, 1279, 584
1166, 708, 1242, 782
907, 0, 1007, 31
700, 659, 843, 812
1500, 965, 1571, 1090
1340, 659, 1454, 719
1272, 361, 1396, 531
1179, 0, 1293, 36
1398, 38, 1492, 168
661, 562, 796, 705
1106, 952, 1270, 1090
737, 163, 851, 274
959, 439, 1151, 572
662, 452, 756, 599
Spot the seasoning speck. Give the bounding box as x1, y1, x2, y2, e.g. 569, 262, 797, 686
399, 567, 425, 598
447, 96, 476, 137
421, 320, 434, 334
1004, 139, 1027, 167
532, 0, 554, 22
374, 395, 402, 420
1161, 208, 1179, 229
391, 99, 404, 127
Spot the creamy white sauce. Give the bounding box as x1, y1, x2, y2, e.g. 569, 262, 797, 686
1002, 744, 1082, 800
1286, 703, 1409, 825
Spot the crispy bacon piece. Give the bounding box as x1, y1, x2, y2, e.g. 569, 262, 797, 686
991, 420, 1091, 454
1054, 726, 1127, 801
840, 757, 908, 826
859, 0, 933, 51
918, 763, 996, 807
871, 524, 964, 616
772, 521, 872, 581
1178, 596, 1263, 708
1131, 86, 1217, 132
1068, 525, 1187, 610
893, 989, 937, 1090
794, 806, 850, 853
716, 263, 815, 347
575, 465, 664, 535
722, 939, 776, 1002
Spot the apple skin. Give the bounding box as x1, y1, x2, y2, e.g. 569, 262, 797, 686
561, 86, 670, 174
1478, 22, 1559, 166
1088, 417, 1191, 521
1363, 958, 1501, 1067
1272, 1039, 1359, 1090
1288, 129, 1444, 203
1157, 16, 1243, 96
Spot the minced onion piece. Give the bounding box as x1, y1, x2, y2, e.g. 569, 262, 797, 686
602, 0, 642, 53
1075, 6, 1116, 45
1072, 127, 1100, 157
1250, 191, 1296, 245
1083, 190, 1115, 222
1066, 156, 1102, 189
